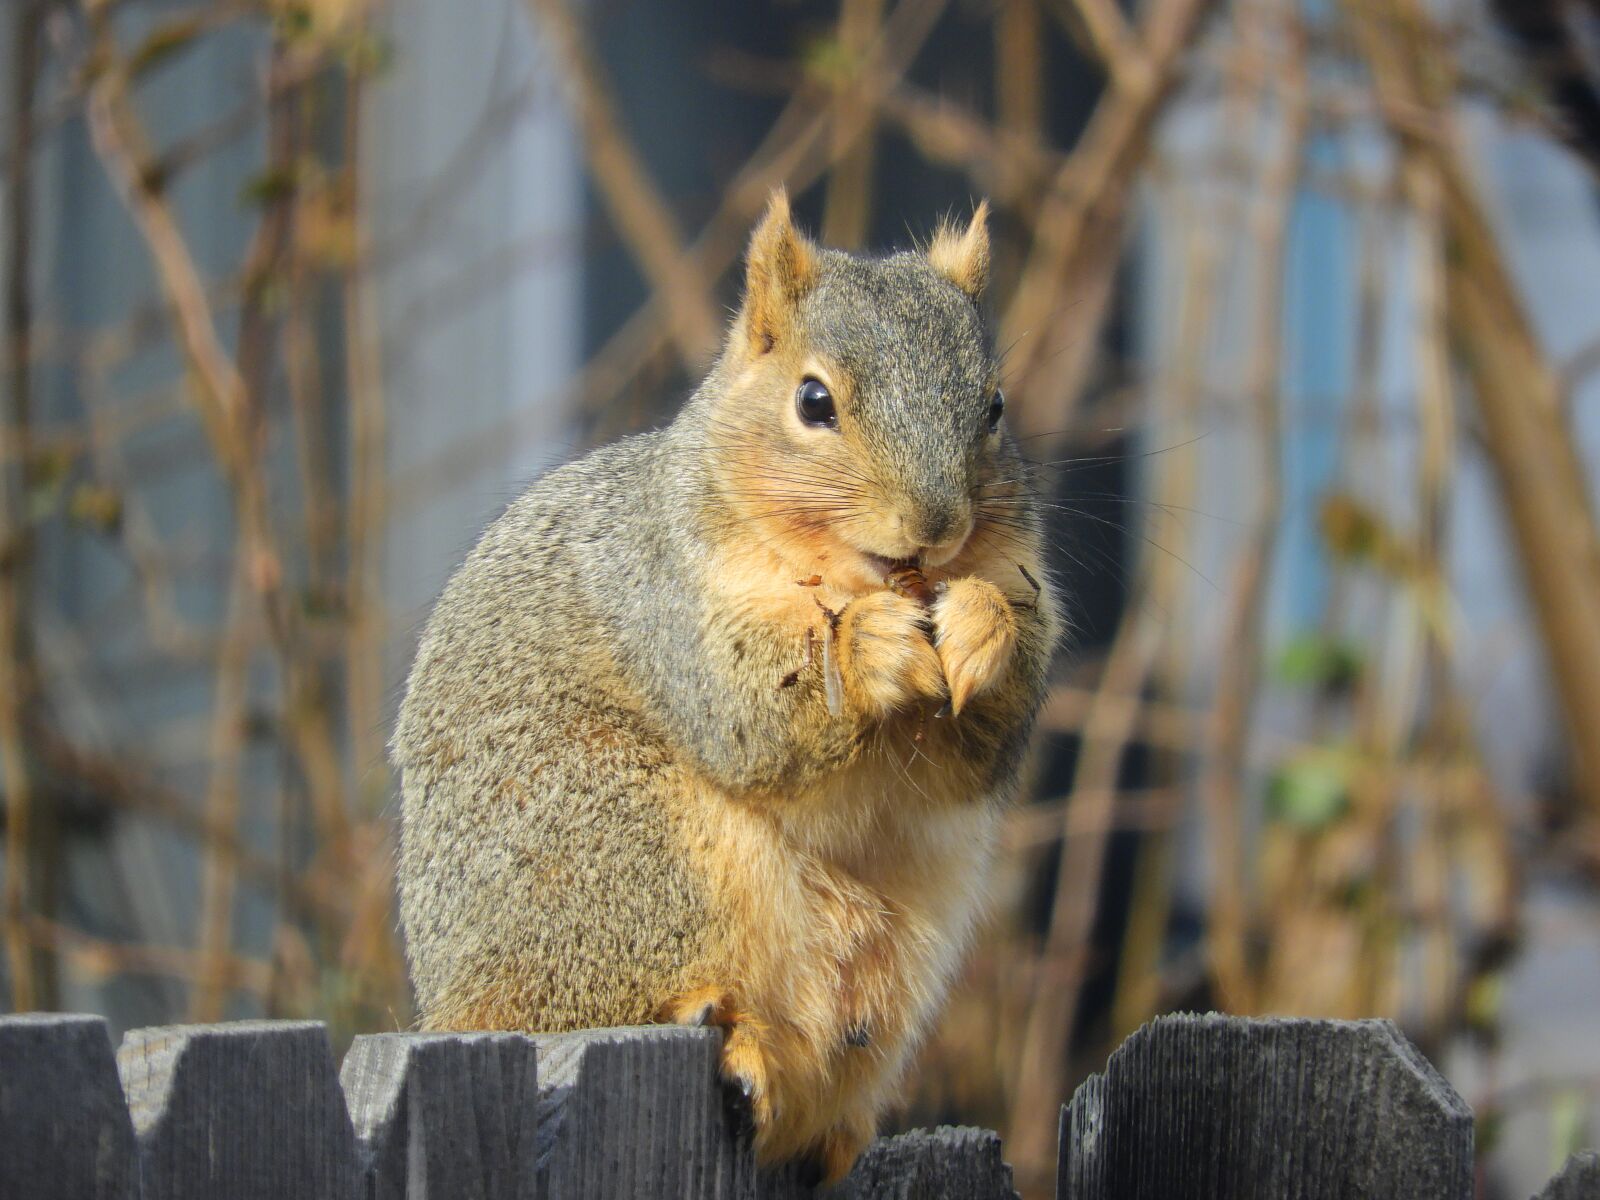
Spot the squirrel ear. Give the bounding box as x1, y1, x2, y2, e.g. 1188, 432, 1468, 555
927, 201, 990, 301
742, 189, 819, 355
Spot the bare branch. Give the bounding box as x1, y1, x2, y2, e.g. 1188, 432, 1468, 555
1001, 0, 1213, 444
521, 0, 721, 366
821, 0, 886, 248
1197, 1, 1307, 1014
28, 914, 272, 997
1008, 600, 1162, 1174
1044, 0, 1148, 90
0, 0, 49, 1011
191, 558, 253, 1022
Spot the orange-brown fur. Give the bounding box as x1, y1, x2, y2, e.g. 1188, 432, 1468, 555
647, 474, 1046, 1169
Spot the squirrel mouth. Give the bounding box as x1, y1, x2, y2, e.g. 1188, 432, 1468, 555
854, 523, 970, 583
863, 553, 920, 580
867, 553, 918, 571
863, 530, 970, 575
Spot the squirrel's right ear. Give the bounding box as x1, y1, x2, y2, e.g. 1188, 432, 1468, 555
927, 201, 990, 301
741, 189, 819, 356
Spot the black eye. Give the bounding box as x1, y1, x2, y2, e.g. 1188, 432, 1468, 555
986, 389, 1005, 432
796, 378, 837, 428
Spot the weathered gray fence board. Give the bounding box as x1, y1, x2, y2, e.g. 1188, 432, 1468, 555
829, 1127, 1020, 1200
0, 1013, 135, 1200
341, 1031, 542, 1200
1060, 1013, 1475, 1200
1535, 1151, 1600, 1199
530, 1024, 754, 1199
118, 1020, 359, 1200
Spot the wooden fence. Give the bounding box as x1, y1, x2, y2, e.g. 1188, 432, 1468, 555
0, 1011, 1594, 1198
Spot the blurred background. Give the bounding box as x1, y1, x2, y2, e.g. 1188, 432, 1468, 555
2, 0, 1599, 1195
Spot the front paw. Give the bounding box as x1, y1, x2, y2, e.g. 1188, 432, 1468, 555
836, 591, 946, 718
932, 578, 1018, 714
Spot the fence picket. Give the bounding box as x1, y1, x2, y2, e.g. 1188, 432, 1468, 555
341, 1031, 542, 1200
1534, 1151, 1600, 1199
117, 1020, 359, 1200
0, 1013, 135, 1200
1059, 1013, 1475, 1200
829, 1127, 1021, 1200
530, 1024, 754, 1199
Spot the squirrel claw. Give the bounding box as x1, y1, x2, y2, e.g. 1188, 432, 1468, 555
722, 1074, 759, 1141
685, 1000, 717, 1027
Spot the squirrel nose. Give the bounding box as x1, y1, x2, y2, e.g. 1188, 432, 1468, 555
917, 512, 958, 546
909, 505, 972, 554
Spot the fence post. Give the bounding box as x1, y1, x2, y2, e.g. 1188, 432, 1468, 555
1059, 1013, 1474, 1200
341, 1031, 542, 1200
1535, 1151, 1600, 1199
828, 1127, 1021, 1200
531, 1024, 755, 1199
0, 1013, 134, 1200
117, 1020, 359, 1200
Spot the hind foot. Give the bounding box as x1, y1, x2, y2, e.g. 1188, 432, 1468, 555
660, 987, 776, 1134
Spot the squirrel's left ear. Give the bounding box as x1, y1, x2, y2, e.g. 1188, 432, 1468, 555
741, 189, 820, 355
927, 201, 990, 301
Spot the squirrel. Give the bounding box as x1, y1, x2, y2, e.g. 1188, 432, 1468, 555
393, 190, 1060, 1183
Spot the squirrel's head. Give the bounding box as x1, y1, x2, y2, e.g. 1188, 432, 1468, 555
705, 190, 1020, 589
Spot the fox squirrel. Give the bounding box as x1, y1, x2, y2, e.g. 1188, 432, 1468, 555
394, 191, 1060, 1182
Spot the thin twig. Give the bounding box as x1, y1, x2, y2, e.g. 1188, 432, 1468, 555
1198, 0, 1306, 1013
191, 555, 252, 1022
342, 68, 391, 818
1001, 0, 1214, 445
521, 0, 720, 366
0, 0, 47, 1011
27, 914, 272, 997
1043, 0, 1146, 90
1108, 181, 1224, 1040
821, 0, 886, 248
1008, 596, 1163, 1181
